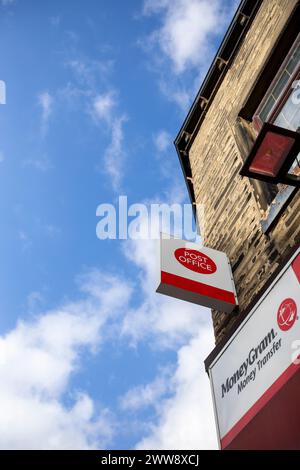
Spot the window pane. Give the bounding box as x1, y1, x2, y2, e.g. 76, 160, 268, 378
260, 95, 275, 121
274, 111, 291, 129
290, 105, 300, 130
274, 92, 300, 130
288, 154, 300, 176
272, 70, 290, 98
287, 45, 300, 74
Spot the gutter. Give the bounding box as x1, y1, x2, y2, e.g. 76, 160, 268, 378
174, 0, 264, 213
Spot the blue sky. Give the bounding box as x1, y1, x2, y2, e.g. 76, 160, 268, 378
0, 0, 237, 449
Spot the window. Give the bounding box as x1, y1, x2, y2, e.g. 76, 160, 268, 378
253, 34, 300, 180
254, 35, 300, 128
249, 34, 300, 230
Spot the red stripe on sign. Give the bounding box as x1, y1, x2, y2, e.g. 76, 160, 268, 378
161, 271, 236, 305
292, 253, 300, 284
221, 360, 300, 449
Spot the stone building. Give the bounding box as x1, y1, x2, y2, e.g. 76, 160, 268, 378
175, 0, 300, 345
175, 0, 300, 450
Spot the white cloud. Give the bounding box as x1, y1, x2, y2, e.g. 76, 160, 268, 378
120, 208, 205, 348
58, 83, 91, 106
9, 201, 214, 449
90, 91, 127, 190
141, 0, 235, 111
121, 282, 207, 349
154, 130, 171, 153
158, 78, 191, 112
102, 114, 128, 191
116, 201, 216, 449
38, 91, 53, 135
92, 92, 117, 123
63, 56, 126, 191
143, 0, 224, 74
0, 270, 132, 449
120, 366, 173, 412
135, 325, 217, 449
67, 59, 114, 90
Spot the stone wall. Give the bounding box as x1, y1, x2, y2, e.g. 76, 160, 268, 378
188, 0, 300, 343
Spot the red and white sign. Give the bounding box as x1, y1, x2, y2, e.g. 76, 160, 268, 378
174, 248, 217, 274
156, 236, 238, 312
208, 249, 300, 449
277, 298, 297, 331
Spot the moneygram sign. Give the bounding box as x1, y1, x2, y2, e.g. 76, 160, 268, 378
208, 249, 300, 449
156, 237, 238, 312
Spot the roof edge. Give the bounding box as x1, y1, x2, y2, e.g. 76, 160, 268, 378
174, 0, 264, 207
